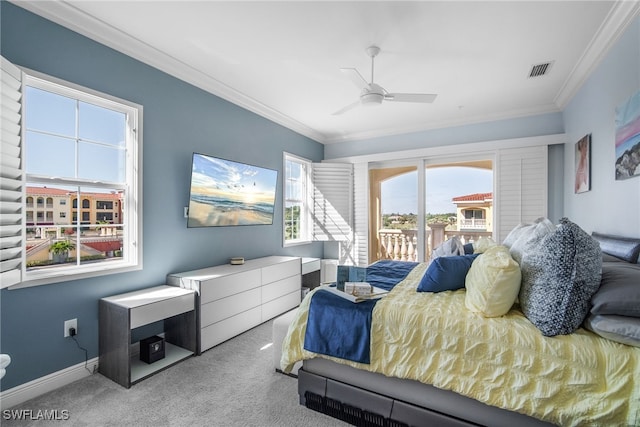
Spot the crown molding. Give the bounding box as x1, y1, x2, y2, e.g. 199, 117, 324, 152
10, 0, 327, 143
554, 0, 640, 108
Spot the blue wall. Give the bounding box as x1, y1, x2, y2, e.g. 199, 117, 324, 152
562, 16, 640, 237
0, 3, 323, 390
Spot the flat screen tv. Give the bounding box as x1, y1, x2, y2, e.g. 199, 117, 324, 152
187, 153, 278, 227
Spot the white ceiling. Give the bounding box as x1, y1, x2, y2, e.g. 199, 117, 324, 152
15, 1, 640, 144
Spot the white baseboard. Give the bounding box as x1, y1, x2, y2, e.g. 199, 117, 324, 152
0, 357, 98, 410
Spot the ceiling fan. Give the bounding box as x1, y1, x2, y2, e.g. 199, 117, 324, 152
333, 45, 437, 115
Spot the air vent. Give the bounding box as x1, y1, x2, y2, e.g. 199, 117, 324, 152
529, 61, 553, 78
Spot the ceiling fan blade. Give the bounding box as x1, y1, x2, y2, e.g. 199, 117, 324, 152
332, 100, 361, 116
385, 93, 437, 103
340, 68, 368, 89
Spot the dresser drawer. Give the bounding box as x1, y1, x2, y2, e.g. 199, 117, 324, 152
262, 258, 300, 284
130, 292, 194, 329
201, 287, 261, 327
200, 269, 261, 304
262, 274, 300, 304
200, 306, 262, 351
262, 290, 300, 322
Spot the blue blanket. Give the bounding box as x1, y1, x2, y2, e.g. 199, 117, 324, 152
365, 260, 419, 291
303, 260, 418, 364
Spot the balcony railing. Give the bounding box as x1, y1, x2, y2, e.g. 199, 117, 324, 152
377, 227, 492, 262
378, 230, 418, 262
459, 218, 486, 230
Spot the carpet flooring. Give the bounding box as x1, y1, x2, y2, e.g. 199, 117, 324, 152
2, 320, 346, 426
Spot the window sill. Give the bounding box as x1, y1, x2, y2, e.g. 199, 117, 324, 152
8, 262, 142, 290
283, 239, 312, 248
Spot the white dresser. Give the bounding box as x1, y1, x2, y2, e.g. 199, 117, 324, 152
167, 256, 301, 353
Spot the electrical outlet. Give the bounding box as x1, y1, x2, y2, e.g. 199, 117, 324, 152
64, 318, 77, 337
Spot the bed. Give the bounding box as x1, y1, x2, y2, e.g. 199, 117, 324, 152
280, 219, 640, 427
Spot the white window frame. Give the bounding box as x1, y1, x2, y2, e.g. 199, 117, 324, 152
283, 153, 312, 246
10, 67, 143, 288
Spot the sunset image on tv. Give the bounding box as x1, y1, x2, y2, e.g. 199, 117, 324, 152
187, 153, 278, 227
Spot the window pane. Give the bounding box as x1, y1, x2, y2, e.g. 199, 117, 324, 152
377, 168, 418, 261
25, 184, 125, 272
78, 142, 125, 182
25, 131, 75, 177
425, 164, 493, 256
287, 160, 301, 180
25, 87, 76, 137
79, 187, 124, 266
284, 154, 309, 244
285, 203, 300, 240
79, 102, 126, 146
287, 180, 302, 200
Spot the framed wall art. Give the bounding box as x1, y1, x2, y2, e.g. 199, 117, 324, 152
614, 91, 640, 181
575, 134, 591, 194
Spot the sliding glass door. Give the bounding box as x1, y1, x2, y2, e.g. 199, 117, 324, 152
369, 157, 493, 263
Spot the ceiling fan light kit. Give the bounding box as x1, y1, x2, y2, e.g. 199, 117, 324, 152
333, 45, 437, 115
360, 84, 384, 105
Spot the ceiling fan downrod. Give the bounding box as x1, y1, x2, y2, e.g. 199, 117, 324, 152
366, 45, 380, 84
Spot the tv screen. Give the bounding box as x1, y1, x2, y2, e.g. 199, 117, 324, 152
187, 153, 278, 227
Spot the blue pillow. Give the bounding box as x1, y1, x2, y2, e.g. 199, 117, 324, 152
417, 254, 480, 293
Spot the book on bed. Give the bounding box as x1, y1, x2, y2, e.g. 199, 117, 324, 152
336, 265, 367, 291
322, 283, 389, 303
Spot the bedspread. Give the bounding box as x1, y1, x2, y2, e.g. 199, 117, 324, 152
304, 289, 378, 363
281, 263, 640, 427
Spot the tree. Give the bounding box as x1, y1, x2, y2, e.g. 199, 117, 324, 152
49, 239, 76, 264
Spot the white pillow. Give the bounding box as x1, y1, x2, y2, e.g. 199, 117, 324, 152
465, 245, 521, 317
430, 235, 464, 261
504, 217, 555, 264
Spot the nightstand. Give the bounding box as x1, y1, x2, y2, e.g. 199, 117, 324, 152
99, 285, 197, 388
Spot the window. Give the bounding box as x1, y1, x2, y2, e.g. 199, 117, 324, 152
283, 153, 311, 245
283, 153, 354, 257
464, 209, 484, 219
0, 58, 142, 289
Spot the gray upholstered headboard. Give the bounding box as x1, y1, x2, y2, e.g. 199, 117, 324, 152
591, 232, 640, 264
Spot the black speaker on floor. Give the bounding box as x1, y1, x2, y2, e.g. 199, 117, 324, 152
140, 335, 165, 364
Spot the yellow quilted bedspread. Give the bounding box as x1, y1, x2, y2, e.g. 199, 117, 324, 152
281, 263, 640, 427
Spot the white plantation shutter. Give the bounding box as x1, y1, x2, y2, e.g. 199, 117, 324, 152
495, 145, 548, 242
1, 57, 24, 288
312, 162, 353, 244
353, 162, 369, 266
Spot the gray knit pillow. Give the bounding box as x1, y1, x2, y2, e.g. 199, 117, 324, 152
519, 218, 602, 336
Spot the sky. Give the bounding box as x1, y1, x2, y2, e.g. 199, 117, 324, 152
25, 86, 126, 185
381, 166, 493, 215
